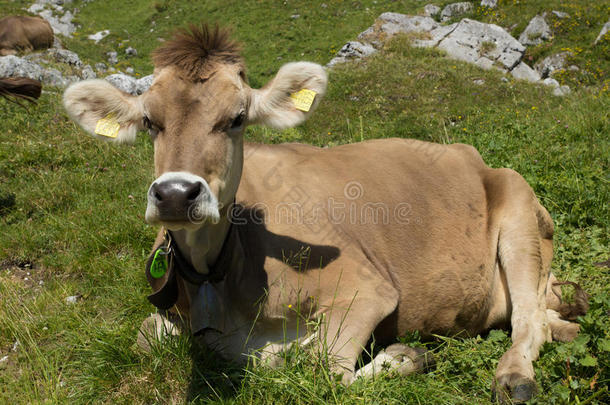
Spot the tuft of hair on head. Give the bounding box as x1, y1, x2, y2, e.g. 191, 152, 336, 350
0, 77, 42, 107
152, 23, 243, 81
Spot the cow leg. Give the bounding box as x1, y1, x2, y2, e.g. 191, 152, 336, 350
491, 180, 552, 403
315, 270, 399, 385
136, 311, 184, 352
353, 343, 433, 381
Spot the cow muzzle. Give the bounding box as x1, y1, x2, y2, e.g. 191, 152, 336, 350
145, 172, 220, 229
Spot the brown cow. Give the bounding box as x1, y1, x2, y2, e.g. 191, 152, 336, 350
0, 77, 42, 105
63, 24, 586, 403
0, 16, 54, 56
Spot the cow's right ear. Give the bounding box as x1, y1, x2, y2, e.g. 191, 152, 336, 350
63, 80, 144, 144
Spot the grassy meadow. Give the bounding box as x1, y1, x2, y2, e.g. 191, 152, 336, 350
1, 0, 608, 403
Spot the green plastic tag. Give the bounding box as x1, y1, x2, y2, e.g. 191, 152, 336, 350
150, 248, 168, 279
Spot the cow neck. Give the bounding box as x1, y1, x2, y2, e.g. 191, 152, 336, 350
170, 204, 239, 278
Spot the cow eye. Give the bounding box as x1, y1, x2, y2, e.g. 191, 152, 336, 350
143, 116, 159, 137
231, 111, 245, 129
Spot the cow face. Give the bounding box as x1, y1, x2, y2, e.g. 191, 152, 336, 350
63, 24, 327, 230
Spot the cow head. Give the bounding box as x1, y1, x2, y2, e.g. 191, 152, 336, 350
64, 24, 327, 230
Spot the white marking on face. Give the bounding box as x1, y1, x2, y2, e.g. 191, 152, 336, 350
145, 171, 220, 228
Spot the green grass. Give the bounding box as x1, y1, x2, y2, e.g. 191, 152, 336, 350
1, 0, 609, 403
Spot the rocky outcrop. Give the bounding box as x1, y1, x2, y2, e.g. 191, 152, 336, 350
28, 0, 77, 37
328, 11, 571, 95
519, 14, 552, 46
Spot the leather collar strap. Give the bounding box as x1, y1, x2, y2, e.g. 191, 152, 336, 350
146, 222, 236, 310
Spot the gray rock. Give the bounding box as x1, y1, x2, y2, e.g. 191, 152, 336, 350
290, 14, 300, 19
0, 55, 67, 86
125, 47, 138, 57
440, 2, 473, 22
481, 0, 497, 8
534, 52, 570, 78
542, 78, 560, 88
568, 65, 579, 71
125, 67, 134, 74
327, 41, 377, 67
437, 19, 525, 71
594, 20, 610, 45
511, 61, 541, 82
81, 64, 96, 79
552, 85, 571, 96
136, 75, 154, 95
49, 48, 81, 67
424, 4, 441, 17
519, 14, 552, 46
105, 73, 137, 94
94, 62, 107, 72
42, 68, 68, 86
88, 30, 110, 44
473, 78, 485, 85
412, 22, 458, 48
501, 77, 509, 82
551, 11, 570, 19
28, 4, 45, 13
359, 13, 439, 47
38, 9, 76, 37
107, 51, 118, 65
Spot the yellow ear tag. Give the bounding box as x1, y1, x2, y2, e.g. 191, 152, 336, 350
290, 89, 317, 112
94, 113, 120, 138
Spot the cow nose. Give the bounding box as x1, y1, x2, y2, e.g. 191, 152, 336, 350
152, 180, 203, 203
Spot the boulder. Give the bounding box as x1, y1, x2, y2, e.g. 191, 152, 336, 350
412, 23, 458, 48
519, 14, 552, 46
0, 54, 68, 86
542, 78, 559, 88
424, 4, 441, 18
105, 73, 137, 94
534, 52, 571, 78
328, 41, 377, 67
104, 73, 154, 95
594, 20, 610, 45
136, 75, 154, 95
80, 64, 96, 80
481, 0, 497, 8
440, 2, 473, 22
436, 19, 525, 71
358, 13, 439, 47
511, 61, 540, 82
49, 48, 82, 67
553, 85, 571, 96
125, 47, 138, 57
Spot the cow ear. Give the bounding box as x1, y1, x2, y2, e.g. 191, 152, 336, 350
63, 79, 144, 144
248, 62, 327, 129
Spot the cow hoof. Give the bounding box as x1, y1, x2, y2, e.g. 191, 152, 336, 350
492, 374, 537, 404
136, 313, 180, 352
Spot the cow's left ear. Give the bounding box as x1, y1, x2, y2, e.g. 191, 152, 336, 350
63, 79, 144, 144
247, 62, 327, 129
